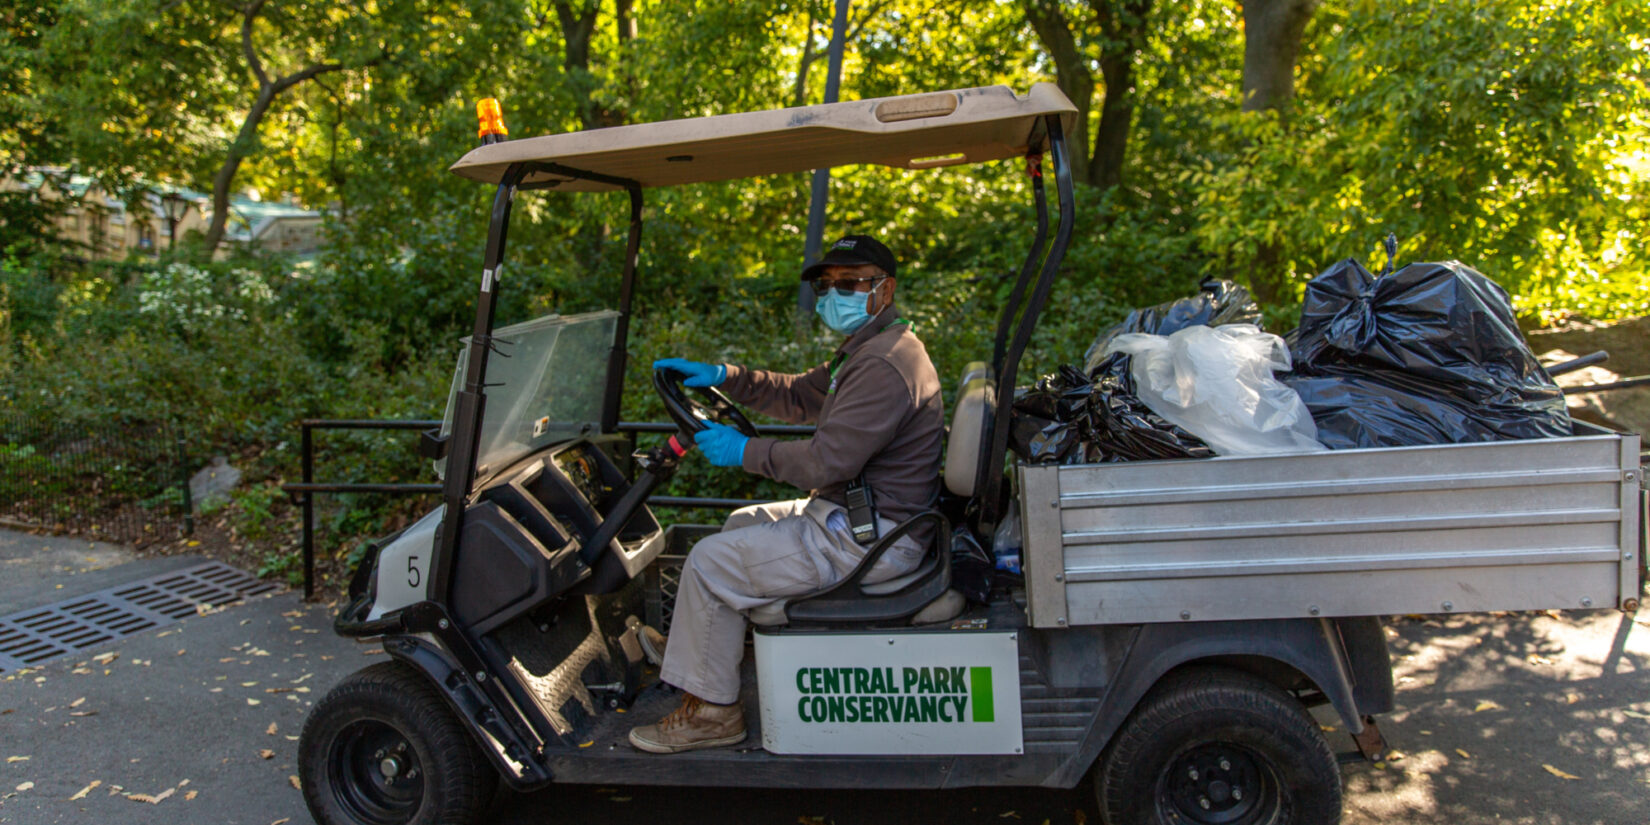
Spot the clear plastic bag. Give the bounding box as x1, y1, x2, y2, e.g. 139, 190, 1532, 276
1106, 324, 1326, 456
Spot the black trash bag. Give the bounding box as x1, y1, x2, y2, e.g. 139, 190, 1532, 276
949, 526, 994, 606
1287, 258, 1571, 449
1088, 371, 1215, 462
1083, 277, 1261, 375
1009, 363, 1214, 464
1008, 365, 1092, 464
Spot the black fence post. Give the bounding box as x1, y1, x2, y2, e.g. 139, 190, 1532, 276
175, 433, 194, 536
301, 423, 315, 601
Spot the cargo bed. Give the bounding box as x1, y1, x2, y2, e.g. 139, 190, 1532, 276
1018, 424, 1645, 627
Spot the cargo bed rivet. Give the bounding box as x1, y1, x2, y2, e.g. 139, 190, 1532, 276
1180, 611, 1192, 620
1581, 597, 1593, 607
475, 671, 487, 682
1056, 617, 1067, 626
1441, 601, 1454, 611
1054, 574, 1064, 582
438, 619, 449, 630
1308, 605, 1321, 616
1626, 553, 1635, 561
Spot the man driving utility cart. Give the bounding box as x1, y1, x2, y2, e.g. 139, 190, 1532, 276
633, 234, 946, 753
299, 85, 1642, 825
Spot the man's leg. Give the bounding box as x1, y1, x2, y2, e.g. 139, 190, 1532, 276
638, 498, 811, 666
629, 513, 831, 753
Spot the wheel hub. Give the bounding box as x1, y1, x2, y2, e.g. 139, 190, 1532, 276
328, 720, 425, 825
1163, 743, 1276, 825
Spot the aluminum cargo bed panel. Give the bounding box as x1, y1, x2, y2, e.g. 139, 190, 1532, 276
1018, 432, 1642, 628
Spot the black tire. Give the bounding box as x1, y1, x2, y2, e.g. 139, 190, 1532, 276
299, 661, 497, 825
1095, 666, 1341, 825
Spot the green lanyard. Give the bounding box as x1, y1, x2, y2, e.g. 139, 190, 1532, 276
827, 318, 909, 390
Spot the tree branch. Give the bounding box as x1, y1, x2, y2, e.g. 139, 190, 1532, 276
272, 61, 345, 95
241, 0, 271, 89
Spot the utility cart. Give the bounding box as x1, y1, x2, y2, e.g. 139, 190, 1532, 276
296, 85, 1646, 825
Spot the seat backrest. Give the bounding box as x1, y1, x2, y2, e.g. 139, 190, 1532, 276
943, 360, 994, 498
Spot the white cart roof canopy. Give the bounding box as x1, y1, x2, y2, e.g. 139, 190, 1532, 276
449, 84, 1078, 191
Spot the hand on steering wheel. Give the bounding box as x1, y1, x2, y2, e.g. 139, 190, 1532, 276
652, 366, 760, 447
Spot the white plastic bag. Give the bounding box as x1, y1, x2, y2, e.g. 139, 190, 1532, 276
1105, 324, 1326, 456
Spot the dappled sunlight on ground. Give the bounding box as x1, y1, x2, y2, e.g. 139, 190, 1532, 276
1341, 610, 1650, 824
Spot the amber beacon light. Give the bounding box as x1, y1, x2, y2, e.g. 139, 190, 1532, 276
476, 98, 508, 141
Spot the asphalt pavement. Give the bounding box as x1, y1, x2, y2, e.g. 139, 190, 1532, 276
1, 528, 1646, 825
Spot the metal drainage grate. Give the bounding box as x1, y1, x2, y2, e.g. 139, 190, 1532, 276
0, 561, 279, 673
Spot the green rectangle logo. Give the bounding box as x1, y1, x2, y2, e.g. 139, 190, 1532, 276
970, 666, 994, 723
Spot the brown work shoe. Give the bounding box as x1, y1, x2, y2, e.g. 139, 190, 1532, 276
627, 693, 746, 754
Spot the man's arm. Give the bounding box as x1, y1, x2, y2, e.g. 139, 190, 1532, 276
740, 357, 908, 489
718, 362, 831, 425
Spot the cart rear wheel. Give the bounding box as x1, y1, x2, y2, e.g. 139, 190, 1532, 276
299, 661, 496, 825
1095, 666, 1341, 825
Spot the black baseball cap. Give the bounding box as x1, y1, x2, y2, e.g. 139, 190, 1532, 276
801, 234, 897, 281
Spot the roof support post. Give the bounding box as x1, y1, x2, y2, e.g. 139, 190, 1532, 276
602, 184, 644, 433
976, 151, 1048, 503
797, 0, 853, 322
976, 115, 1074, 534
431, 164, 525, 604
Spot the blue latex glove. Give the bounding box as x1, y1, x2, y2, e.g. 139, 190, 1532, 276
695, 421, 749, 468
653, 358, 726, 387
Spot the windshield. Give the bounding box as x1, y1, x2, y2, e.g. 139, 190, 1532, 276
437, 309, 619, 480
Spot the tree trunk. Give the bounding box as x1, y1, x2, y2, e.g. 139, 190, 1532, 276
1022, 0, 1093, 185
1240, 0, 1318, 113
1239, 0, 1319, 306
1090, 0, 1152, 190
203, 87, 277, 253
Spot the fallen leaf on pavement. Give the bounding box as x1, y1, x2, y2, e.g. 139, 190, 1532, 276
267, 723, 278, 735
289, 775, 301, 790
247, 698, 261, 706
69, 780, 101, 800
999, 813, 1020, 819
69, 711, 97, 717
16, 781, 34, 792
1542, 764, 1580, 780
1455, 749, 1471, 759
1622, 710, 1649, 720
271, 819, 291, 825
1074, 811, 1087, 825
69, 697, 85, 708
1474, 700, 1502, 713
185, 790, 198, 801
5, 756, 28, 763
259, 750, 275, 760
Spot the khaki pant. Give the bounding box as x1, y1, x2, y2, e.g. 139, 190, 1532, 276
659, 497, 923, 704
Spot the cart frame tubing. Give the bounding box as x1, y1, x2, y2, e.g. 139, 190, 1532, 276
978, 114, 1074, 532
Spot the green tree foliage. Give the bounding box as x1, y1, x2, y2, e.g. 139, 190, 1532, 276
1189, 0, 1650, 320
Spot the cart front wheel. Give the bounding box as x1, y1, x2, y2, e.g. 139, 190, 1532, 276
1095, 666, 1341, 825
299, 661, 496, 825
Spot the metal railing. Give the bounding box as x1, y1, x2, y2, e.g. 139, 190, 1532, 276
0, 413, 191, 545
282, 418, 814, 599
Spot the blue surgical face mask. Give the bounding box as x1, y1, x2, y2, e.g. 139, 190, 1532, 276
816, 289, 873, 334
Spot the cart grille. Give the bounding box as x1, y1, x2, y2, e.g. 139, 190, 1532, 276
645, 554, 685, 635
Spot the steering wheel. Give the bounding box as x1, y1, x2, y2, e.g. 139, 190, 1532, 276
652, 368, 760, 445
